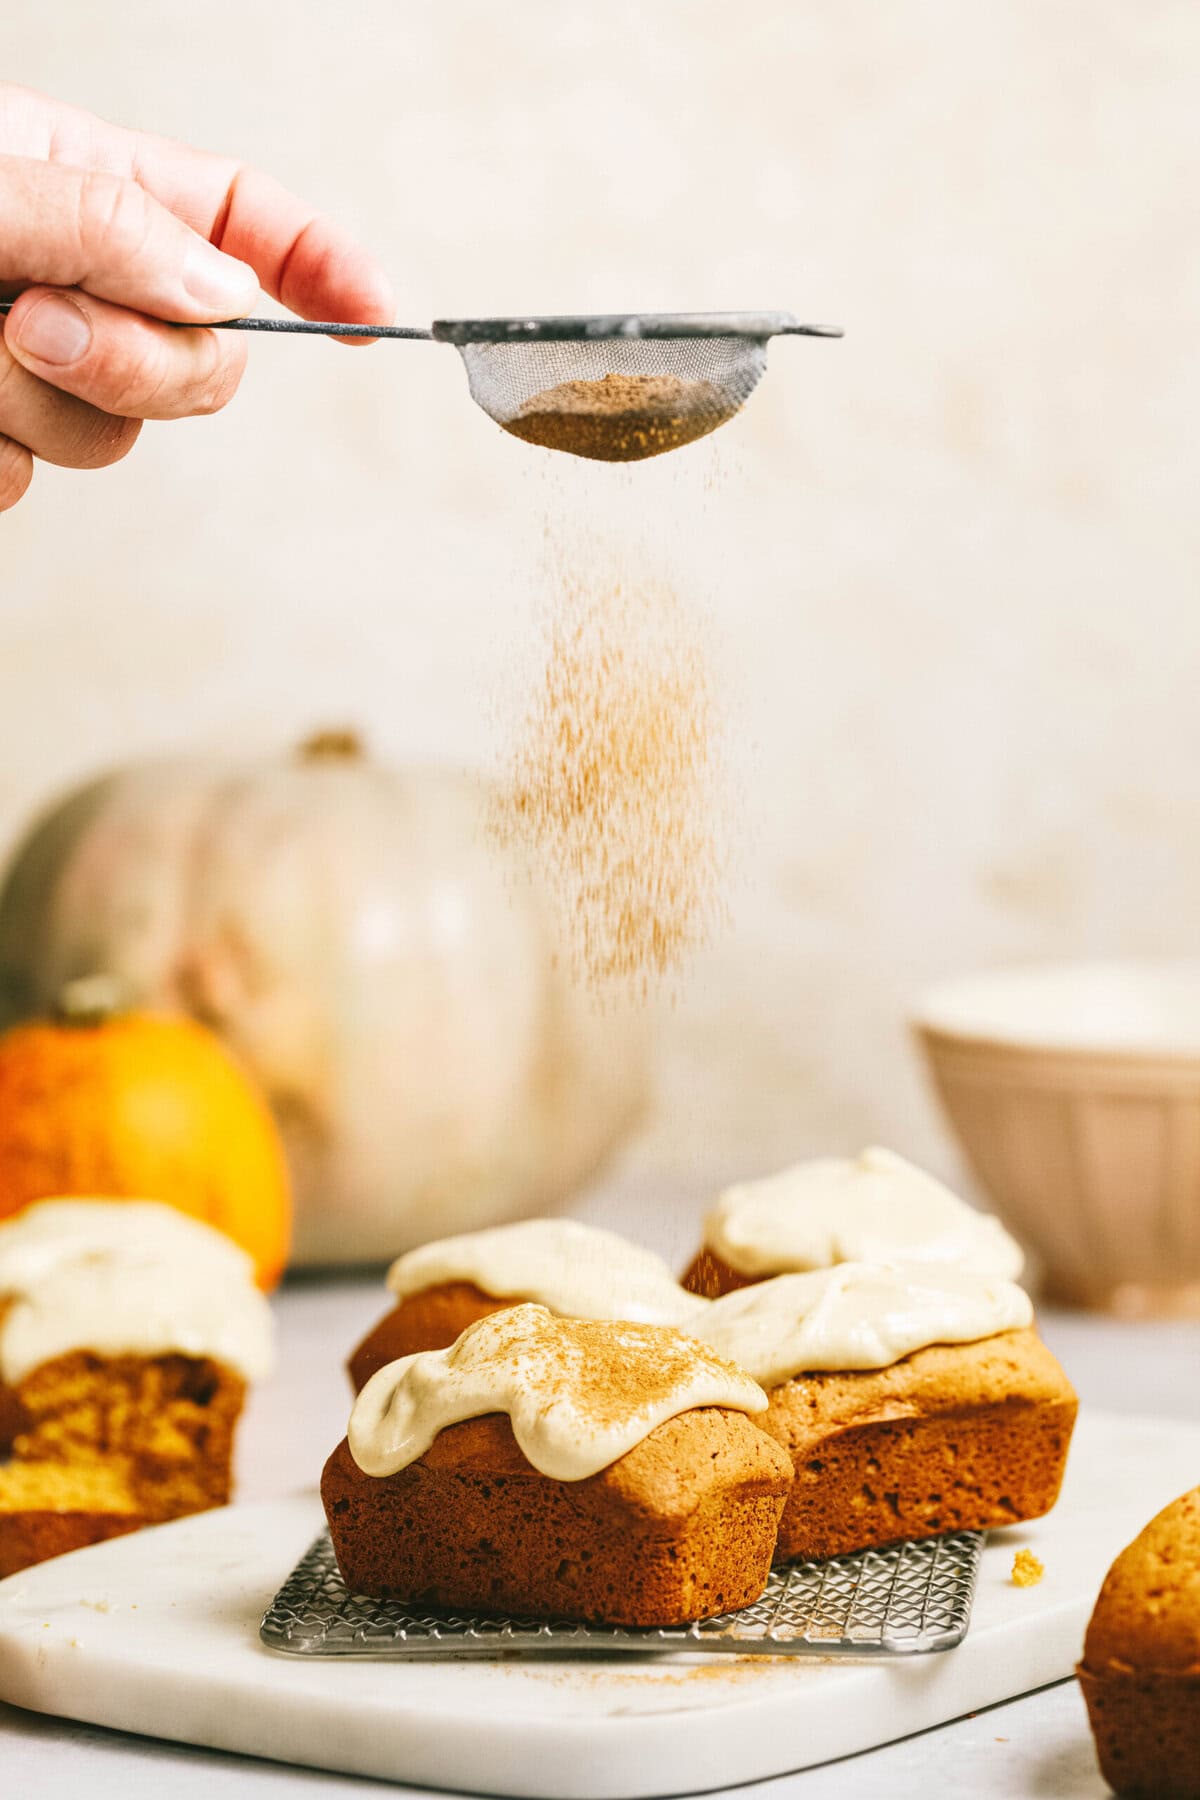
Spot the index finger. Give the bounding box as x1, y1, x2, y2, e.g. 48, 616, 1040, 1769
2, 83, 395, 333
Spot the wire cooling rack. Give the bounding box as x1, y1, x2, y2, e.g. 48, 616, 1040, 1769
260, 1528, 983, 1659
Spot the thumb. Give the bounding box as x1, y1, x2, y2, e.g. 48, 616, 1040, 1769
0, 152, 258, 322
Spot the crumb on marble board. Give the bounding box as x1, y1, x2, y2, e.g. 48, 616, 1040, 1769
1011, 1548, 1044, 1588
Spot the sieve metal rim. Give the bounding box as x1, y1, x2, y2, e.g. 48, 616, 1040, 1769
431, 312, 842, 344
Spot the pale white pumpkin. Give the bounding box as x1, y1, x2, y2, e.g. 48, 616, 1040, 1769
0, 737, 650, 1265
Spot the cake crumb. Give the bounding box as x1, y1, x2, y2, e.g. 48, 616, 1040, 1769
1011, 1548, 1044, 1587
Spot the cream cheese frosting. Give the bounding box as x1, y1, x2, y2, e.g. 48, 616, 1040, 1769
694, 1262, 1034, 1388
347, 1302, 766, 1481
705, 1147, 1024, 1280
386, 1218, 702, 1326
0, 1198, 275, 1386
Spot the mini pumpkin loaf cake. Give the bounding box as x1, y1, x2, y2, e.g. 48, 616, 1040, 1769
348, 1217, 701, 1391
1078, 1487, 1200, 1800
0, 1198, 274, 1577
324, 1302, 792, 1625
695, 1261, 1075, 1561
683, 1146, 1024, 1298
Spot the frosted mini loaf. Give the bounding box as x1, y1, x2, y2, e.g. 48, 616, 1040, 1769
325, 1304, 792, 1626
693, 1259, 1075, 1562
0, 1198, 274, 1577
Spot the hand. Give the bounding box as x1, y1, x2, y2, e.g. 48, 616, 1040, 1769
0, 83, 395, 512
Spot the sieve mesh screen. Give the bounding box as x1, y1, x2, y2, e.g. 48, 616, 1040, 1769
458, 336, 769, 421
456, 337, 770, 461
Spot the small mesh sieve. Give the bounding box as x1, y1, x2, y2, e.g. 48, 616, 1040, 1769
431, 312, 841, 461
0, 304, 841, 461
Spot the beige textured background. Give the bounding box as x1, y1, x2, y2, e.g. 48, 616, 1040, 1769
4, 2, 1200, 1210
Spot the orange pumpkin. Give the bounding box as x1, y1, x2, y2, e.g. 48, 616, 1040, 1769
0, 978, 290, 1288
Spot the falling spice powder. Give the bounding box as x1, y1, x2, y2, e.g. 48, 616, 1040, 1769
490, 562, 727, 992
500, 373, 736, 462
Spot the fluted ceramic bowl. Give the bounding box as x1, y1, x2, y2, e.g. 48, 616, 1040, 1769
913, 961, 1200, 1317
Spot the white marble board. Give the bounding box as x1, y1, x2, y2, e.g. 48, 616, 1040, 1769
0, 1411, 1195, 1799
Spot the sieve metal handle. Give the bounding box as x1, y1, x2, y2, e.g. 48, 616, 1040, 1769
0, 303, 432, 339
432, 312, 843, 343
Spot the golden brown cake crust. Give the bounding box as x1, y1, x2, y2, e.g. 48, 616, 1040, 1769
322, 1406, 792, 1626
0, 1350, 245, 1573
348, 1286, 510, 1390
759, 1327, 1077, 1561
680, 1249, 758, 1300
0, 1504, 147, 1580
1084, 1487, 1200, 1676
1077, 1667, 1200, 1800
1078, 1487, 1200, 1800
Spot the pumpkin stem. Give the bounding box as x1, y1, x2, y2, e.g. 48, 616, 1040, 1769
55, 973, 133, 1026
298, 729, 364, 761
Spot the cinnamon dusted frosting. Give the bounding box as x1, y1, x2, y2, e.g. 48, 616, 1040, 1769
706, 1147, 1024, 1280
0, 1199, 275, 1386
347, 1302, 766, 1481
694, 1262, 1034, 1388
386, 1218, 701, 1326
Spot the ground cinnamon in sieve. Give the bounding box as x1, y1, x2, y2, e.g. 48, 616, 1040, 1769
501, 373, 735, 462
490, 560, 727, 993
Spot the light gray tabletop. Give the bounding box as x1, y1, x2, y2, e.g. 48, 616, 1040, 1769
3, 1264, 1197, 1799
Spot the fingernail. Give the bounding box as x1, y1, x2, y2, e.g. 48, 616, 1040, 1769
182, 241, 259, 315
14, 293, 93, 365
